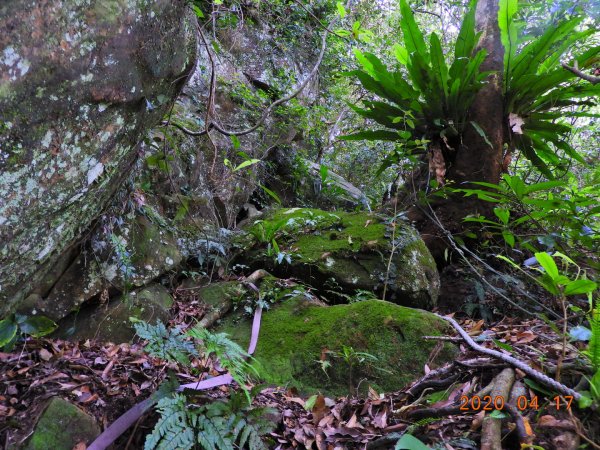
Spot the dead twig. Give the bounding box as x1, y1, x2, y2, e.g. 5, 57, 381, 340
436, 313, 582, 400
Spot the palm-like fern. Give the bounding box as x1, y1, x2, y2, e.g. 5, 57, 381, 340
500, 0, 600, 178
341, 0, 488, 170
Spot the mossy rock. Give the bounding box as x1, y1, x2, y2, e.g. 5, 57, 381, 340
219, 297, 456, 397
129, 216, 183, 287
237, 208, 439, 308
54, 283, 173, 343
22, 397, 100, 450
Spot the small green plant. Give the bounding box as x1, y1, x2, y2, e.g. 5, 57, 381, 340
498, 251, 599, 407
0, 313, 58, 350
133, 320, 272, 449
454, 173, 599, 256
249, 219, 292, 263
145, 390, 276, 450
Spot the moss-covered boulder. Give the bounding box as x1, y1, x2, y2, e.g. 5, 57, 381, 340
0, 1, 197, 317
237, 208, 439, 308
22, 397, 100, 450
219, 297, 455, 397
55, 283, 172, 343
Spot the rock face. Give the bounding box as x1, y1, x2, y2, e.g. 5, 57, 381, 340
220, 296, 456, 397
237, 208, 440, 308
144, 21, 321, 229
0, 1, 197, 316
55, 283, 173, 343
22, 397, 100, 450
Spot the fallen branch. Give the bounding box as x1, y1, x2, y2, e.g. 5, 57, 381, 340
481, 368, 515, 450
436, 314, 581, 400
505, 403, 534, 447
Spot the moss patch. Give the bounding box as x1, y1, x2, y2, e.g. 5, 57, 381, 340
219, 297, 456, 397
23, 397, 100, 450
238, 208, 439, 309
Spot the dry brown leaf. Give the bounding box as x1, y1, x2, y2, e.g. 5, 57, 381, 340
312, 395, 328, 425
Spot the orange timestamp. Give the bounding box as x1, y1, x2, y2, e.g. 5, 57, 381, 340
459, 395, 574, 411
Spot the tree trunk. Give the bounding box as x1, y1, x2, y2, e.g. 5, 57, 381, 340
403, 0, 505, 266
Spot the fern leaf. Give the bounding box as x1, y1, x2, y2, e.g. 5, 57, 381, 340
399, 0, 429, 63
498, 0, 518, 88
586, 308, 600, 371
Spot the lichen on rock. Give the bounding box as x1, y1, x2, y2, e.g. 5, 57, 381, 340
0, 0, 197, 317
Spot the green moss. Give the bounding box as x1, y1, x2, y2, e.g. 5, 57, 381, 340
24, 397, 100, 450
198, 281, 246, 309
219, 298, 456, 397
239, 208, 439, 308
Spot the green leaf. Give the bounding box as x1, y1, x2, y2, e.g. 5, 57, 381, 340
0, 318, 18, 347
336, 1, 346, 18
234, 159, 260, 172
258, 184, 281, 205
493, 339, 514, 352
304, 394, 318, 411
578, 393, 594, 409
19, 316, 58, 337
230, 135, 241, 150
498, 0, 518, 83
395, 433, 431, 450
454, 0, 478, 60
191, 4, 204, 18
399, 0, 428, 63
493, 208, 510, 224
534, 252, 559, 280
470, 121, 493, 148
502, 231, 515, 247
320, 165, 329, 184
429, 33, 449, 99
523, 378, 554, 396
564, 280, 598, 296
496, 254, 520, 269
393, 44, 409, 66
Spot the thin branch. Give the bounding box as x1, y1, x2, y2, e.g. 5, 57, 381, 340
436, 313, 582, 400
561, 62, 600, 84
166, 27, 329, 138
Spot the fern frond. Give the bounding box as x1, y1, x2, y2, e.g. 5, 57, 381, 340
133, 321, 197, 365
145, 395, 195, 450
585, 308, 600, 371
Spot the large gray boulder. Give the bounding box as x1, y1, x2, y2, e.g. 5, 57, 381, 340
0, 1, 197, 316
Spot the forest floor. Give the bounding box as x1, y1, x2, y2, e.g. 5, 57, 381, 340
1, 263, 599, 449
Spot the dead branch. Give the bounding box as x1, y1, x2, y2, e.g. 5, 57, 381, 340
505, 403, 535, 446
481, 368, 515, 450
561, 62, 600, 84
436, 313, 582, 400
